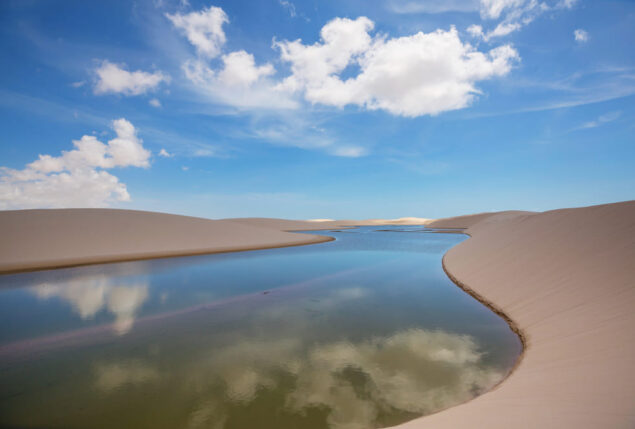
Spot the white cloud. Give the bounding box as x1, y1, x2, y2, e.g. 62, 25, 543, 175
580, 111, 621, 129
159, 148, 173, 157
471, 0, 577, 41
276, 19, 518, 116
0, 119, 150, 209
250, 112, 369, 157
181, 52, 294, 110
166, 5, 228, 58
467, 24, 484, 38
217, 50, 275, 87
169, 5, 293, 110
94, 61, 169, 96
171, 6, 517, 119
149, 98, 162, 107
574, 28, 589, 43
387, 0, 480, 14
279, 0, 297, 17
480, 0, 524, 19
330, 146, 368, 157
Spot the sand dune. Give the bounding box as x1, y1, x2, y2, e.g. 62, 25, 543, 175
395, 201, 635, 428
0, 210, 431, 274
425, 210, 532, 229
0, 209, 337, 274
226, 216, 431, 230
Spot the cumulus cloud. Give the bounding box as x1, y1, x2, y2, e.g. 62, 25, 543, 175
170, 5, 518, 117
31, 275, 149, 335
182, 54, 293, 109
217, 51, 275, 87
94, 61, 169, 96
149, 98, 162, 107
168, 5, 293, 110
166, 5, 228, 58
0, 119, 150, 209
158, 148, 172, 157
574, 28, 589, 43
276, 18, 518, 116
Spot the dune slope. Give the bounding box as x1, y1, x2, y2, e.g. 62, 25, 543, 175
396, 201, 635, 428
0, 209, 335, 274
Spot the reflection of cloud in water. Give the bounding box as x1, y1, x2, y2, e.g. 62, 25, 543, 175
31, 275, 148, 335
184, 329, 502, 429
94, 360, 159, 392
107, 285, 149, 334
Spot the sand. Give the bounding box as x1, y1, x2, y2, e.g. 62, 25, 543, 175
393, 201, 635, 428
1, 202, 634, 427
0, 209, 337, 274
0, 210, 429, 274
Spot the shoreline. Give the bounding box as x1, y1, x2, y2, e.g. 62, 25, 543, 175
0, 235, 335, 276
0, 209, 429, 275
395, 200, 635, 428
440, 251, 526, 394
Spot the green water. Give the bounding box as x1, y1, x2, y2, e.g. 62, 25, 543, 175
0, 227, 520, 429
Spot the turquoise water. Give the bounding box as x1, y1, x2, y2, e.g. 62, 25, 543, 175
0, 227, 520, 429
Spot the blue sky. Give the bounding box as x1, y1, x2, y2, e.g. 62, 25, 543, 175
0, 0, 633, 219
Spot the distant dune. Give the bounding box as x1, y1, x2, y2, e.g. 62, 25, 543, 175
0, 210, 431, 274
0, 209, 337, 274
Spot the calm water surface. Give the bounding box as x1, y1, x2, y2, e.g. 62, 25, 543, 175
0, 227, 521, 429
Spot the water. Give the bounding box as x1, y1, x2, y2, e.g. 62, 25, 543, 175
0, 227, 521, 429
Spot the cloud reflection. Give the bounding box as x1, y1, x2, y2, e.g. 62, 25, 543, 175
31, 275, 148, 335
94, 360, 159, 392
180, 329, 502, 429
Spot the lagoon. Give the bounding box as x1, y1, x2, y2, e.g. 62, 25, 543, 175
0, 227, 520, 429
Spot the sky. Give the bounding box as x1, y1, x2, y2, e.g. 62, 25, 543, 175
0, 0, 633, 219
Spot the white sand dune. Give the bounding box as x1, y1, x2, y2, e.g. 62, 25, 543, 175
394, 201, 635, 428
0, 209, 337, 274
0, 211, 432, 273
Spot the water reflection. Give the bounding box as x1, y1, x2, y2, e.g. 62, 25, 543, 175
31, 276, 148, 334
0, 227, 520, 429
206, 330, 496, 428
90, 328, 501, 429
94, 360, 160, 392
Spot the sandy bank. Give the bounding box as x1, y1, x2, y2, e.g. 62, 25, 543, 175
393, 201, 635, 428
0, 209, 338, 274
0, 210, 430, 274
